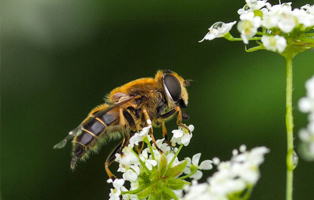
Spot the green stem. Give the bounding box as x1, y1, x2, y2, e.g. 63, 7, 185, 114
167, 144, 184, 170
256, 31, 271, 36
285, 55, 294, 200
178, 171, 197, 180
245, 45, 265, 52
121, 187, 144, 195
226, 37, 261, 41
223, 32, 261, 42
145, 137, 156, 160
242, 186, 253, 200
132, 149, 151, 175
296, 37, 314, 43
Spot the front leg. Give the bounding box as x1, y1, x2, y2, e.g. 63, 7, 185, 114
174, 106, 190, 133
142, 108, 162, 153
105, 141, 123, 179
159, 106, 190, 130
158, 107, 190, 145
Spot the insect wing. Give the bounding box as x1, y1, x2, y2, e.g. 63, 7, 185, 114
54, 95, 138, 149
53, 127, 82, 149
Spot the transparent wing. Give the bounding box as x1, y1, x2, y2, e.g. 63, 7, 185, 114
53, 127, 82, 149
53, 95, 140, 149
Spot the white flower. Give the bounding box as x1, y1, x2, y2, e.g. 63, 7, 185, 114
301, 4, 314, 15
171, 125, 194, 146
212, 157, 220, 165
113, 178, 125, 189
299, 76, 314, 160
122, 194, 139, 200
261, 3, 293, 31
183, 181, 213, 200
306, 76, 314, 99
299, 127, 314, 143
145, 159, 157, 170
199, 21, 237, 42
237, 12, 261, 44
238, 4, 251, 15
261, 11, 280, 29
184, 153, 213, 180
293, 8, 314, 28
111, 125, 199, 199
299, 97, 314, 113
277, 6, 296, 33
116, 146, 139, 171
299, 127, 314, 159
299, 75, 314, 115
129, 125, 151, 148
184, 146, 269, 199
155, 138, 171, 154
246, 0, 267, 10
109, 179, 125, 200
166, 152, 181, 167
123, 165, 140, 182
261, 3, 314, 33
208, 169, 247, 196
261, 35, 287, 53
239, 144, 247, 152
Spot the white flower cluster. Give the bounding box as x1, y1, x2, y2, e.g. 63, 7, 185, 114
299, 75, 314, 160
108, 123, 213, 200
200, 0, 314, 54
183, 146, 269, 200
199, 21, 237, 42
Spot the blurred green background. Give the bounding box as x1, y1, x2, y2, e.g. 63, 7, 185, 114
2, 0, 314, 199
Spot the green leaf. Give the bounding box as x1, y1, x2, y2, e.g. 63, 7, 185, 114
161, 192, 172, 200
148, 194, 157, 200
168, 179, 189, 190
164, 159, 187, 179
160, 186, 178, 200
136, 185, 153, 199
159, 153, 168, 176
150, 167, 159, 182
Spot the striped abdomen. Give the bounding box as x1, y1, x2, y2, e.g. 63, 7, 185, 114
71, 106, 120, 169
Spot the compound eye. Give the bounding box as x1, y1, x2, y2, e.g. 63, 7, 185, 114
163, 74, 181, 102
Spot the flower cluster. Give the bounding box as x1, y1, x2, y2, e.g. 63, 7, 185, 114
108, 123, 213, 200
183, 146, 269, 200
299, 75, 314, 161
200, 0, 314, 56
107, 122, 270, 200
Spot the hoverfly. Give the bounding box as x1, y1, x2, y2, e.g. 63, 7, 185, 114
54, 70, 190, 178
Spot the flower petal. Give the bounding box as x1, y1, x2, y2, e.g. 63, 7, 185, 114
199, 160, 213, 170
191, 170, 203, 180
192, 153, 201, 166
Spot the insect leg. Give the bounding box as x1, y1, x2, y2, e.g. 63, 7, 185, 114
159, 107, 190, 134
158, 109, 177, 145
142, 108, 162, 152
135, 141, 144, 154
105, 141, 123, 179
161, 122, 171, 146
174, 106, 191, 133
119, 108, 130, 150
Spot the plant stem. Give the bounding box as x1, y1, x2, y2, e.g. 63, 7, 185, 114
145, 137, 156, 160
132, 149, 151, 174
305, 33, 314, 36
242, 186, 253, 200
167, 144, 184, 171
285, 55, 294, 200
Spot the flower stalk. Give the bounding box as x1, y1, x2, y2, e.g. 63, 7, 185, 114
200, 1, 314, 199
285, 54, 294, 200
